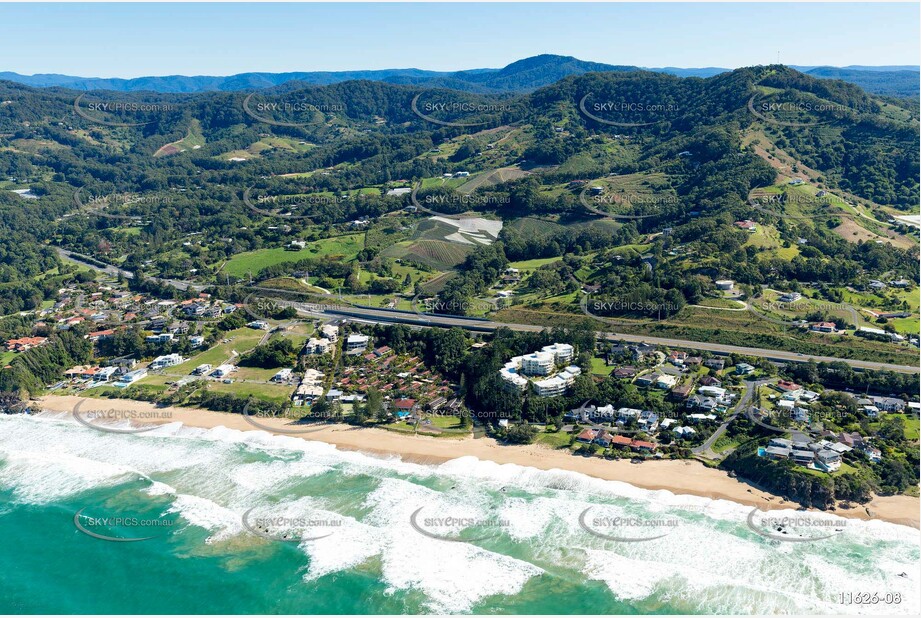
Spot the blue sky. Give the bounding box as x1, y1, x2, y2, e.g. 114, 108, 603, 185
1, 2, 918, 77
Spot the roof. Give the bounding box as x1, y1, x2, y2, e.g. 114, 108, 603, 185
611, 435, 633, 446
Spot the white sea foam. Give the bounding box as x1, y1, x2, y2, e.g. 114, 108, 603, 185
1, 413, 918, 614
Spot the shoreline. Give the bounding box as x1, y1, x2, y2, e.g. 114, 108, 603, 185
35, 394, 920, 528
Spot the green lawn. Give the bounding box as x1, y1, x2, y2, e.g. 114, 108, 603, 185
535, 431, 573, 449
222, 234, 364, 278
590, 357, 616, 376
170, 328, 267, 374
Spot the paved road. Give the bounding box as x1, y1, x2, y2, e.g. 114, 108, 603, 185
299, 304, 919, 374
55, 247, 205, 292
693, 378, 770, 457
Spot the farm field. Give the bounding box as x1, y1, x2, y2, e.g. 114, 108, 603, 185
221, 234, 364, 278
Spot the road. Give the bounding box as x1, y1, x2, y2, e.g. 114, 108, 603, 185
55, 247, 205, 292
299, 304, 919, 374
693, 378, 770, 458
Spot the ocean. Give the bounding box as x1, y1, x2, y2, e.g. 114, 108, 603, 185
0, 412, 918, 615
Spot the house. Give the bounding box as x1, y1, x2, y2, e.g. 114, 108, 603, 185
698, 385, 727, 398
673, 426, 696, 438
4, 336, 48, 352
247, 320, 269, 330
211, 364, 235, 378
687, 413, 717, 423
658, 373, 681, 389
594, 431, 614, 447
87, 329, 115, 342
304, 338, 332, 355
193, 364, 212, 376
609, 435, 633, 448
93, 366, 118, 382
685, 356, 702, 366
700, 375, 722, 387
815, 449, 841, 472
810, 322, 836, 333
189, 335, 204, 348
577, 428, 600, 443
630, 439, 657, 453
703, 358, 725, 371
735, 363, 755, 375
776, 380, 803, 395
393, 398, 417, 418
613, 366, 637, 379
669, 350, 688, 365
734, 220, 757, 232
777, 292, 802, 303
345, 334, 370, 352
116, 368, 148, 386
427, 396, 447, 412
149, 354, 183, 370
872, 396, 906, 413
272, 368, 293, 383
686, 395, 717, 410
670, 383, 693, 400
145, 333, 174, 344
868, 280, 887, 291
373, 346, 392, 358
715, 279, 735, 290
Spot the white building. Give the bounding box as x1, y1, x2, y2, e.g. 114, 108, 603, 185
698, 385, 727, 398
521, 351, 555, 376
116, 368, 147, 386
211, 364, 235, 378
320, 324, 339, 342
150, 353, 183, 369
193, 364, 212, 376
532, 366, 581, 397
272, 368, 293, 383
715, 280, 734, 290
346, 334, 370, 352
304, 338, 332, 355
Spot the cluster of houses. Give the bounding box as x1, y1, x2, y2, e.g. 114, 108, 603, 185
499, 343, 581, 397
761, 434, 882, 472
575, 427, 657, 453
765, 379, 821, 424
303, 324, 339, 355
333, 343, 455, 406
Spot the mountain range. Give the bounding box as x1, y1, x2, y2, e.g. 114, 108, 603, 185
2, 54, 918, 97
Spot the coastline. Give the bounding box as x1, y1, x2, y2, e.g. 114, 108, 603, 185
36, 394, 920, 528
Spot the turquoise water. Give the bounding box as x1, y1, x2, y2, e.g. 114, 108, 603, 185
0, 413, 918, 614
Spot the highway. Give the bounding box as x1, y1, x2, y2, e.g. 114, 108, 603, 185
303, 304, 920, 375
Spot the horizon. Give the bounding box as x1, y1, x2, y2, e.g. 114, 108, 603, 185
0, 2, 918, 78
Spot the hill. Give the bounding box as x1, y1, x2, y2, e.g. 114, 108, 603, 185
1, 55, 917, 96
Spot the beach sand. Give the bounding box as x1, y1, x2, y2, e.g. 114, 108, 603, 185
37, 394, 920, 528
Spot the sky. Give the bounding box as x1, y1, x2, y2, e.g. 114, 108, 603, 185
0, 2, 918, 77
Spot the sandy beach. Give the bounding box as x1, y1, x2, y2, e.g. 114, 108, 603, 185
36, 394, 920, 528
